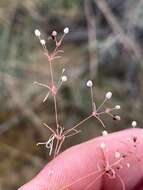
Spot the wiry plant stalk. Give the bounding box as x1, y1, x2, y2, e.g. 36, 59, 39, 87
34, 28, 121, 158
61, 143, 127, 190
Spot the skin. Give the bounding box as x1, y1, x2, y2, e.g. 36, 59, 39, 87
18, 128, 143, 190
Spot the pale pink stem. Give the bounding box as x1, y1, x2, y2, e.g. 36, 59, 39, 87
54, 36, 58, 45
110, 107, 118, 111
52, 33, 65, 58
62, 170, 102, 190
52, 46, 59, 58
107, 112, 114, 117
43, 92, 50, 102
116, 173, 126, 190
101, 147, 110, 166
43, 123, 56, 135
54, 95, 59, 128
97, 98, 107, 112
111, 157, 124, 167
98, 108, 118, 116
93, 115, 106, 128
54, 139, 60, 158
49, 58, 59, 129
98, 111, 106, 115
63, 115, 93, 136
49, 59, 54, 85
34, 82, 51, 91
85, 172, 105, 190
90, 86, 94, 111
65, 130, 81, 138
59, 33, 66, 46
120, 140, 141, 162
56, 138, 65, 156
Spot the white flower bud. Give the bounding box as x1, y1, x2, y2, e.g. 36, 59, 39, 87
34, 29, 41, 37
62, 75, 67, 82
115, 151, 121, 158
64, 27, 69, 34
40, 39, 46, 45
115, 105, 121, 110
102, 130, 108, 136
62, 68, 66, 73
127, 163, 130, 168
100, 142, 106, 149
132, 121, 137, 128
52, 31, 57, 36
86, 80, 93, 87
114, 115, 121, 121
105, 91, 112, 99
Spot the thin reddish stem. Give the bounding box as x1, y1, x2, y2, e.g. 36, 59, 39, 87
54, 95, 59, 128
49, 59, 54, 85
43, 92, 50, 102
56, 138, 65, 156
43, 123, 56, 135
93, 115, 106, 128
116, 173, 126, 190
111, 157, 124, 167
49, 56, 59, 129
64, 115, 93, 136
101, 146, 109, 166
85, 172, 105, 190
65, 130, 81, 138
97, 98, 107, 112
34, 82, 51, 91
62, 170, 102, 190
52, 45, 60, 58
54, 139, 60, 158
90, 86, 95, 111
52, 33, 65, 58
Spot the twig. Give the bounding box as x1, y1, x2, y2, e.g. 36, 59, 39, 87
95, 0, 142, 60
84, 0, 98, 79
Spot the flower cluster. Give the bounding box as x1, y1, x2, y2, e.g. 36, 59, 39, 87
33, 27, 137, 159
32, 27, 141, 190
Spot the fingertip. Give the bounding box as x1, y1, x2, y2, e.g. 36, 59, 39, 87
18, 128, 143, 190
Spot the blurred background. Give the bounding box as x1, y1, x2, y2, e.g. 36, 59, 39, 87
0, 0, 143, 189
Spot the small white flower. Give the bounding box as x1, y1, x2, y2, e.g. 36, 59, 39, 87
105, 91, 112, 99
126, 137, 131, 142
115, 105, 121, 110
132, 121, 137, 128
40, 39, 46, 45
52, 31, 57, 36
115, 115, 121, 121
62, 75, 67, 82
64, 27, 69, 34
115, 151, 121, 158
127, 163, 130, 168
100, 142, 106, 149
102, 130, 108, 136
62, 68, 66, 73
34, 29, 41, 37
86, 80, 93, 87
